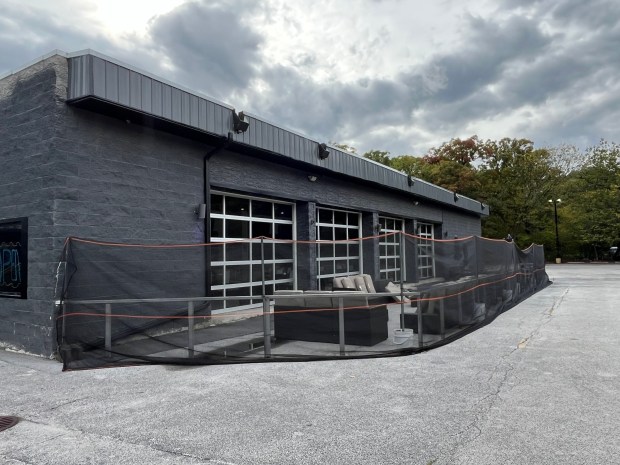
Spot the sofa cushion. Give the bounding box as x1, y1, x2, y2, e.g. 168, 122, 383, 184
353, 275, 369, 292
340, 277, 355, 290
361, 274, 376, 293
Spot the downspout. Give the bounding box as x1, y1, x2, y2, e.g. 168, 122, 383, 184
203, 132, 233, 297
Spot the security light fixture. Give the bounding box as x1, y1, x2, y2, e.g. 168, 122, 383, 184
308, 175, 318, 182
454, 192, 459, 202
232, 109, 249, 133
318, 143, 330, 160
407, 175, 415, 187
481, 203, 485, 210
196, 204, 207, 219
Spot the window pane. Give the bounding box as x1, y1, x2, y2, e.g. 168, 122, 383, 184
226, 219, 250, 238
348, 228, 359, 239
252, 221, 272, 238
348, 213, 358, 226
228, 265, 250, 284
275, 263, 293, 280
319, 260, 334, 275
226, 197, 249, 216
319, 242, 333, 258
211, 266, 224, 286
334, 227, 347, 241
211, 244, 224, 262
349, 259, 359, 273
335, 259, 347, 274
252, 243, 273, 260
274, 223, 292, 240
211, 194, 223, 214
226, 242, 250, 261
275, 243, 293, 260
252, 264, 273, 281
349, 243, 359, 257
318, 209, 332, 223
319, 226, 333, 241
334, 211, 347, 225
252, 200, 272, 219
275, 204, 292, 220
211, 218, 223, 238
335, 243, 347, 257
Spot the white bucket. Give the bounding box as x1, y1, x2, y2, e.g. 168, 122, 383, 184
393, 328, 413, 344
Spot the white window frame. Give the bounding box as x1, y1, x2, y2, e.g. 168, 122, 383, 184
417, 222, 435, 279
316, 207, 362, 289
210, 191, 296, 312
379, 216, 404, 281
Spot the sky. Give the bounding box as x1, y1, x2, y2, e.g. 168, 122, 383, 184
1, 0, 619, 156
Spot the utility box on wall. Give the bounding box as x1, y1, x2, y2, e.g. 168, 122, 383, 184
0, 217, 28, 300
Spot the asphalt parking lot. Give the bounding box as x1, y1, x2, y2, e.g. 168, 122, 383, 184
1, 263, 619, 465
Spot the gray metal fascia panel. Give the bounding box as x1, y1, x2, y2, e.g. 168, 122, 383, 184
63, 50, 488, 217
129, 71, 141, 109
105, 61, 118, 102
118, 66, 130, 105
141, 75, 152, 113
92, 56, 106, 98
151, 80, 162, 116
190, 95, 199, 127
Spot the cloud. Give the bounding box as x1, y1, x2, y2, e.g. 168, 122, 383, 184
145, 0, 263, 100
2, 0, 620, 156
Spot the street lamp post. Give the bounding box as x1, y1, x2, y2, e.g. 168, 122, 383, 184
548, 198, 562, 263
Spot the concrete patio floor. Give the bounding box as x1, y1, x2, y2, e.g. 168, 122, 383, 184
1, 263, 618, 464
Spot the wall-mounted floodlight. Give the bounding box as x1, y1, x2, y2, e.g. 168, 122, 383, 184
407, 175, 415, 187
196, 204, 207, 219
308, 175, 318, 182
318, 143, 330, 160
454, 192, 459, 202
232, 109, 249, 133
480, 203, 485, 210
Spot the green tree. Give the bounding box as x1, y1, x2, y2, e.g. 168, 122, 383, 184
363, 149, 392, 165
561, 140, 620, 259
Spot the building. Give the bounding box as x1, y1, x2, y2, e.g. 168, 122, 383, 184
0, 50, 488, 357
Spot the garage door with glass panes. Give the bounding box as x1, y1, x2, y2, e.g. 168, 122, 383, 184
210, 192, 295, 311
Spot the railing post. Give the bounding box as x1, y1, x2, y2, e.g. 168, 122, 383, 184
105, 303, 111, 357
263, 296, 271, 358
417, 295, 424, 348
338, 296, 345, 356
399, 231, 405, 329
261, 237, 266, 296
188, 301, 195, 358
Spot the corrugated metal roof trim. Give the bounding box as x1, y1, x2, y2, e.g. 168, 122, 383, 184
63, 49, 487, 216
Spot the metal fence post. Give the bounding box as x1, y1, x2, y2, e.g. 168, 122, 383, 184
105, 303, 111, 357
188, 301, 195, 358
338, 296, 345, 356
399, 231, 405, 329
263, 296, 271, 358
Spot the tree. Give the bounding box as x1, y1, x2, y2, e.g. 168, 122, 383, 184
331, 142, 357, 155
363, 150, 391, 165
561, 140, 620, 259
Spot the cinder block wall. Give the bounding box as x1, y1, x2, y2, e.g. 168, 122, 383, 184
1, 56, 208, 356
0, 56, 68, 355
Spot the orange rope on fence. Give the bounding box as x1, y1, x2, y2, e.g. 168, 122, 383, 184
57, 268, 546, 321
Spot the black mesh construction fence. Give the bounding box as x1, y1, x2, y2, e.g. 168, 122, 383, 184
56, 234, 550, 370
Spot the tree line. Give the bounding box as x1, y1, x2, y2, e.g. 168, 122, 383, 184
338, 137, 620, 261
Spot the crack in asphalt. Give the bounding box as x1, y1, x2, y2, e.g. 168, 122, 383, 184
437, 289, 569, 464
3, 418, 239, 465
